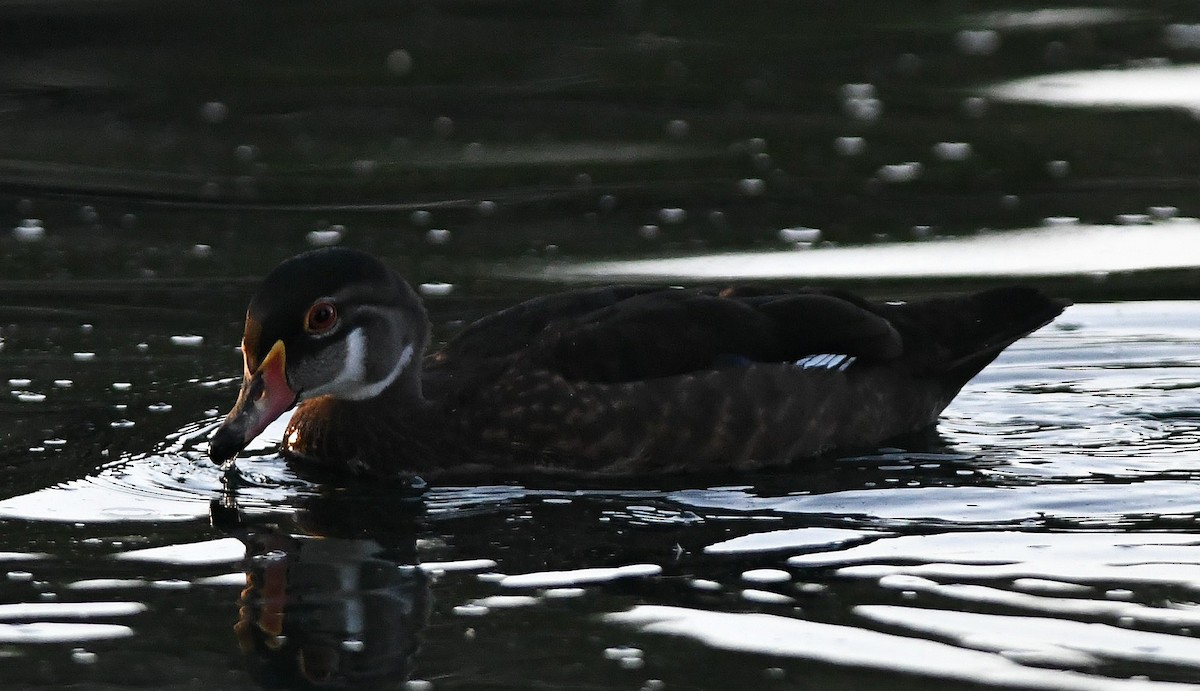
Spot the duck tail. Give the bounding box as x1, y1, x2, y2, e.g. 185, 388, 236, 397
931, 285, 1069, 386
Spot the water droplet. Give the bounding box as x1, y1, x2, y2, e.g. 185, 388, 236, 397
477, 200, 497, 217
78, 205, 98, 224
111, 419, 135, 429
1043, 216, 1080, 227
962, 96, 989, 118
71, 649, 98, 665
658, 207, 687, 224
419, 282, 454, 297
13, 218, 44, 242
190, 244, 212, 259
8, 378, 32, 387
665, 119, 689, 139
778, 227, 821, 243
147, 403, 173, 413
340, 639, 365, 652
834, 136, 866, 156
604, 646, 643, 660
200, 101, 229, 124
433, 116, 454, 138
878, 162, 922, 183
386, 49, 413, 76
112, 382, 132, 392
738, 178, 766, 195
425, 228, 451, 245
955, 29, 1001, 55
410, 209, 432, 226
73, 352, 96, 362
6, 571, 33, 581
306, 227, 344, 246
843, 97, 882, 122
53, 380, 72, 388
932, 141, 972, 161
1046, 159, 1070, 178
136, 343, 149, 353
1116, 214, 1150, 225
234, 144, 258, 164
16, 393, 46, 403
169, 335, 204, 347
1149, 205, 1178, 220
638, 224, 660, 240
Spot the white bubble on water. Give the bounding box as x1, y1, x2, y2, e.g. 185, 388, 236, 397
200, 101, 229, 124
170, 335, 204, 347
419, 282, 454, 297
307, 226, 344, 246
962, 96, 989, 118
1046, 159, 1070, 178
834, 136, 866, 156
778, 227, 821, 243
425, 228, 451, 245
933, 141, 973, 161
658, 207, 687, 224
13, 218, 44, 242
878, 162, 922, 183
955, 29, 1001, 55
433, 116, 454, 138
738, 178, 766, 196
386, 49, 413, 76
234, 144, 257, 164
665, 119, 689, 139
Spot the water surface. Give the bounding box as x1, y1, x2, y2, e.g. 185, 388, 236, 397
4, 1, 1200, 689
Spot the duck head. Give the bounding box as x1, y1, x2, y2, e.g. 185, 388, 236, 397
209, 248, 429, 466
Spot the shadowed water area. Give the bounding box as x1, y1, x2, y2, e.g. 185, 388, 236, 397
4, 1, 1200, 689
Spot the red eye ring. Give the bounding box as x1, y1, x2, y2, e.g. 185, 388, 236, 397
304, 301, 338, 333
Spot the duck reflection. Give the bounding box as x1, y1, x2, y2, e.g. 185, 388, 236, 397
211, 489, 431, 690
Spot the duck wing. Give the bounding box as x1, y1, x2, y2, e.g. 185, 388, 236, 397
431, 284, 1066, 387
493, 287, 904, 383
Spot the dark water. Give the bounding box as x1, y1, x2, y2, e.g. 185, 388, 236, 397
4, 2, 1200, 689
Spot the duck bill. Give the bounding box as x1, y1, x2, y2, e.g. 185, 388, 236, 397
209, 340, 297, 465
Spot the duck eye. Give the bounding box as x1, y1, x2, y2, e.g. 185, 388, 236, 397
304, 301, 338, 333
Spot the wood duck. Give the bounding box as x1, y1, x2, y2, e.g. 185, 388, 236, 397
209, 247, 1068, 479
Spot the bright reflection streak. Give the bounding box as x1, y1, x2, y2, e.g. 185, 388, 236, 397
536, 222, 1200, 283
986, 65, 1200, 112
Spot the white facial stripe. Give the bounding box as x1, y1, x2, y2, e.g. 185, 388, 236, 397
345, 343, 413, 400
